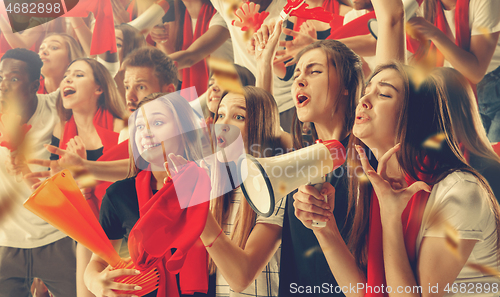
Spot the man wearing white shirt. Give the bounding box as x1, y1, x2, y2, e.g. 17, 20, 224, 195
0, 48, 74, 297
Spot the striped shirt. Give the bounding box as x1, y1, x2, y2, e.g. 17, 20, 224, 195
216, 189, 286, 297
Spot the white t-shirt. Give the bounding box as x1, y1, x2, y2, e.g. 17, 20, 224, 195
0, 91, 67, 249
210, 0, 294, 113
209, 12, 235, 66
427, 0, 500, 74
216, 189, 285, 297
416, 171, 499, 296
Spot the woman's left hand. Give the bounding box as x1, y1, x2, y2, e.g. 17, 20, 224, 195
164, 154, 210, 183
66, 136, 87, 160
356, 143, 431, 223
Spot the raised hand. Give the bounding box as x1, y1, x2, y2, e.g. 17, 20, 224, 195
293, 182, 335, 230
254, 20, 283, 63
66, 135, 87, 159
355, 143, 431, 223
232, 2, 269, 32
275, 27, 316, 66
26, 144, 85, 189
150, 22, 170, 44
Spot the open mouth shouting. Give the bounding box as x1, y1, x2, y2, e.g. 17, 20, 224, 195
355, 112, 371, 124
296, 92, 310, 108
63, 87, 76, 98
127, 102, 137, 113
217, 135, 227, 148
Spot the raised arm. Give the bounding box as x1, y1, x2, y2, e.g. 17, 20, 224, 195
0, 15, 44, 49
372, 0, 405, 65
169, 25, 230, 70
408, 16, 500, 84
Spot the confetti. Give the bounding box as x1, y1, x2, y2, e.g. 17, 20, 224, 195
422, 132, 446, 150
207, 58, 244, 95
466, 263, 500, 278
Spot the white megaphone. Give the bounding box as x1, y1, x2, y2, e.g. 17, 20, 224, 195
238, 139, 346, 227
368, 0, 422, 39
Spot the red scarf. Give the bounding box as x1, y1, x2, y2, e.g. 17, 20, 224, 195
180, 3, 215, 100
60, 108, 118, 154
63, 0, 117, 55
37, 76, 48, 95
365, 174, 433, 297
60, 109, 119, 214
294, 0, 342, 32
430, 0, 470, 67
93, 139, 130, 210
129, 162, 210, 297
493, 143, 500, 157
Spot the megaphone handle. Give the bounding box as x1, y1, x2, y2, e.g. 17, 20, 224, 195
307, 181, 328, 228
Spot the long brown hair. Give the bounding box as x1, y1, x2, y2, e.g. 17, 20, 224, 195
347, 62, 500, 271
56, 58, 126, 129
209, 86, 282, 273
115, 24, 147, 65
431, 67, 500, 163
291, 39, 364, 149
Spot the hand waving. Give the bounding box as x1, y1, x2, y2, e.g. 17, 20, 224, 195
232, 2, 270, 32
356, 143, 431, 223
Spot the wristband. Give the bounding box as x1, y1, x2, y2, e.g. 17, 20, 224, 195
205, 229, 223, 248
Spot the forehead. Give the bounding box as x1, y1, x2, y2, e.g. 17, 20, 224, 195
297, 48, 328, 69
137, 100, 172, 118
43, 35, 65, 45
0, 59, 29, 76
68, 60, 92, 71
115, 29, 124, 40
220, 93, 246, 108
368, 68, 404, 90
124, 66, 159, 84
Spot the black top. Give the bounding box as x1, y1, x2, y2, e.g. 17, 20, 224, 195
278, 137, 352, 297
50, 135, 103, 161
469, 154, 500, 202
280, 20, 332, 82
99, 177, 215, 297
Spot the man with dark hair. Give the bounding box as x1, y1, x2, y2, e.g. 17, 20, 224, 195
0, 48, 75, 297
122, 47, 178, 113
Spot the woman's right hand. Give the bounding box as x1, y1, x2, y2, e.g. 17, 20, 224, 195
150, 22, 169, 44
86, 264, 143, 297
293, 182, 336, 230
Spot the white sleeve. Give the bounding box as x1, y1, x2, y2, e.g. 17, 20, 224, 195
422, 173, 492, 241
96, 57, 120, 78
256, 197, 285, 227
209, 12, 228, 28
470, 0, 500, 35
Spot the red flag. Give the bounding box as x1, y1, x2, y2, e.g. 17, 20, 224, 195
63, 0, 117, 55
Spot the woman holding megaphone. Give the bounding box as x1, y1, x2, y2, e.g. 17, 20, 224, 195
294, 0, 500, 296
188, 86, 286, 297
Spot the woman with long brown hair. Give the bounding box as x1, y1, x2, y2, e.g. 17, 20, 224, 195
196, 86, 285, 297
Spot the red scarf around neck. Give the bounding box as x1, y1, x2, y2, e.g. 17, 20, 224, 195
431, 0, 470, 67
365, 174, 433, 297
129, 162, 210, 297
60, 108, 118, 154
180, 2, 215, 100
60, 108, 119, 215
